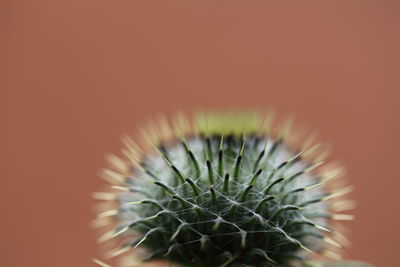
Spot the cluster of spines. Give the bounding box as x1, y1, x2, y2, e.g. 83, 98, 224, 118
93, 111, 354, 267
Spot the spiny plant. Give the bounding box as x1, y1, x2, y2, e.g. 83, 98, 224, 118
93, 111, 354, 267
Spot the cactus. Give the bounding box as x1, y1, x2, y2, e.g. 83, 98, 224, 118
94, 111, 353, 267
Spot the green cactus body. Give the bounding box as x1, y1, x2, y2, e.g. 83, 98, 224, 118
94, 112, 353, 267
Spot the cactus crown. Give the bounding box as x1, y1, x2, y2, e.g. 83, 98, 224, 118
94, 111, 353, 267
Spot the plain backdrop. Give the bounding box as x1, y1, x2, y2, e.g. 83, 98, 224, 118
1, 1, 399, 266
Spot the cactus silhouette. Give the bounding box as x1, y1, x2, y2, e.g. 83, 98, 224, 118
94, 111, 353, 267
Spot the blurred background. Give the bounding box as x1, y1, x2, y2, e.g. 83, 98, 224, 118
1, 1, 399, 266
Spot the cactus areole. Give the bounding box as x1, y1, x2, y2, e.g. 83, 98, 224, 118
94, 112, 353, 267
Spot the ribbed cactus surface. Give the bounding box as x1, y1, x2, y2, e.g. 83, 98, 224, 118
94, 112, 353, 267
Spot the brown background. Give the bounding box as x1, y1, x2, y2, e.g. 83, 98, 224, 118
1, 1, 399, 267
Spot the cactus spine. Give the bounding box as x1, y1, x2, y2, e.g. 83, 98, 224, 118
94, 112, 353, 267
